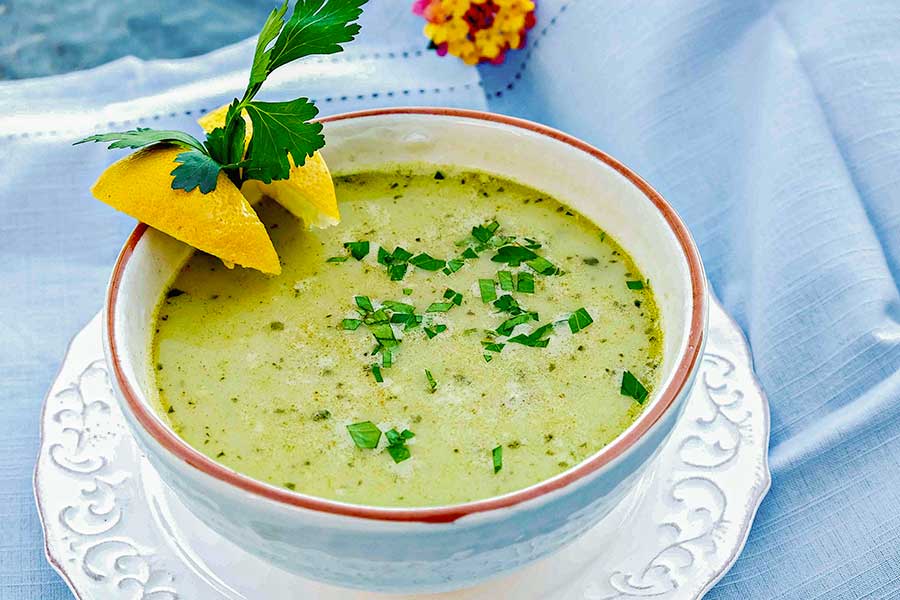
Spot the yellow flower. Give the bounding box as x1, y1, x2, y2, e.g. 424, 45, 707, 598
474, 28, 505, 59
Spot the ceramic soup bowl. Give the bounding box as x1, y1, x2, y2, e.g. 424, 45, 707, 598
104, 108, 708, 593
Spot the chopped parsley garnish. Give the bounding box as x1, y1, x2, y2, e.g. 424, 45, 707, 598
526, 256, 560, 276
341, 318, 362, 330
424, 324, 448, 338
522, 237, 542, 249
347, 421, 381, 449
385, 428, 415, 463
621, 370, 649, 403
355, 295, 374, 313
426, 302, 454, 313
492, 445, 503, 473
343, 241, 370, 260
391, 247, 414, 262
472, 220, 500, 243
402, 288, 413, 295
444, 288, 463, 306
326, 256, 348, 263
493, 294, 525, 315
492, 245, 536, 267
461, 247, 479, 259
382, 349, 393, 367
479, 279, 497, 303
568, 307, 594, 333
443, 258, 465, 275
409, 253, 446, 271
507, 322, 554, 347
497, 270, 514, 291
371, 364, 384, 382
496, 312, 537, 336
425, 369, 437, 392
516, 272, 535, 293
483, 353, 494, 363
382, 300, 414, 313
626, 280, 645, 290
482, 341, 505, 353
388, 263, 408, 281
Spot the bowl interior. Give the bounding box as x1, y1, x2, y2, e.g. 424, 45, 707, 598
109, 109, 701, 508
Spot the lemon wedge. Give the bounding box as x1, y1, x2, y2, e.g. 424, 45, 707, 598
91, 145, 281, 275
198, 104, 340, 228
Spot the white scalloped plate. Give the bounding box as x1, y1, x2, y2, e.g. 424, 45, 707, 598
34, 293, 769, 600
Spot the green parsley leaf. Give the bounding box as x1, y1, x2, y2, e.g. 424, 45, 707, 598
424, 324, 448, 338
443, 257, 465, 274
382, 300, 415, 313
496, 313, 537, 336
377, 246, 392, 265
492, 445, 503, 473
347, 421, 381, 448
170, 150, 224, 193
425, 369, 437, 392
382, 349, 392, 367
493, 294, 524, 315
507, 322, 554, 347
426, 302, 454, 313
243, 98, 324, 182
517, 271, 535, 293
364, 308, 390, 325
621, 370, 649, 403
355, 295, 374, 313
526, 256, 560, 276
482, 341, 505, 352
483, 353, 494, 363
386, 444, 411, 463
391, 247, 414, 262
248, 1, 290, 89
461, 247, 479, 259
479, 279, 497, 303
409, 253, 446, 271
388, 263, 408, 281
385, 427, 415, 463
267, 0, 367, 73
568, 308, 594, 333
74, 128, 207, 153
371, 364, 384, 383
627, 280, 645, 290
492, 245, 537, 267
444, 288, 463, 305
402, 288, 413, 296
343, 241, 370, 260
341, 318, 362, 330
472, 221, 500, 243
327, 256, 348, 263
497, 270, 514, 291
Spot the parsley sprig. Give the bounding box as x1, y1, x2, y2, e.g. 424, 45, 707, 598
76, 0, 367, 193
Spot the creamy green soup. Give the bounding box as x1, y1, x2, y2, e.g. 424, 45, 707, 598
152, 168, 662, 507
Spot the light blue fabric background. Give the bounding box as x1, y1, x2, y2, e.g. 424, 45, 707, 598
2, 1, 899, 598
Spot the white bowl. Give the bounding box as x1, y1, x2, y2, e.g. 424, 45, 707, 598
104, 108, 708, 593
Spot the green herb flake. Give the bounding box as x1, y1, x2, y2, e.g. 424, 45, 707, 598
492, 445, 503, 473
507, 322, 554, 348
526, 256, 560, 276
355, 295, 374, 313
382, 300, 414, 313
472, 220, 500, 243
347, 421, 381, 449
426, 302, 454, 313
425, 369, 437, 392
479, 279, 497, 303
391, 247, 414, 262
517, 272, 535, 293
269, 321, 285, 331
424, 324, 448, 339
385, 428, 415, 463
343, 241, 370, 260
497, 270, 514, 291
388, 263, 409, 281
326, 256, 348, 263
621, 370, 649, 403
377, 246, 392, 265
341, 318, 362, 330
371, 364, 384, 383
482, 342, 505, 353
492, 245, 537, 267
312, 409, 331, 421
496, 313, 537, 336
568, 308, 594, 334
626, 280, 645, 290
382, 349, 393, 368
402, 288, 413, 296
493, 294, 523, 315
409, 253, 446, 271
483, 353, 494, 363
461, 247, 479, 259
444, 288, 463, 305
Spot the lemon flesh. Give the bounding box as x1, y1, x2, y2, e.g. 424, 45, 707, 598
92, 145, 281, 275
198, 104, 340, 228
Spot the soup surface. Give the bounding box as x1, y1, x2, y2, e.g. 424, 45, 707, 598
152, 168, 663, 507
